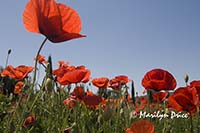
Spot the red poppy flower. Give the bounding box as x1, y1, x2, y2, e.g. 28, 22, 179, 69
53, 63, 90, 85
115, 75, 130, 84
23, 115, 36, 127
57, 67, 91, 85
126, 120, 154, 133
168, 86, 199, 113
34, 54, 48, 64
109, 78, 120, 90
14, 81, 24, 94
142, 68, 177, 91
63, 96, 76, 108
23, 0, 85, 43
58, 61, 71, 68
71, 86, 85, 100
0, 65, 34, 80
139, 97, 148, 105
86, 89, 94, 96
152, 91, 168, 102
53, 61, 71, 79
83, 94, 103, 109
109, 75, 130, 90
92, 77, 109, 89
190, 80, 200, 96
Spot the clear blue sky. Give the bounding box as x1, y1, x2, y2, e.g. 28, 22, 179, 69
0, 0, 200, 95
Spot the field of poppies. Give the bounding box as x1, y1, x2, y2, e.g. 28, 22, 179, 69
0, 0, 200, 132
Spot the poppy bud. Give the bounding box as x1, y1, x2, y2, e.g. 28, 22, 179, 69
120, 108, 124, 116
8, 49, 11, 55
130, 111, 138, 119
97, 114, 103, 124
184, 74, 189, 85
23, 115, 36, 127
45, 78, 54, 92
62, 127, 72, 133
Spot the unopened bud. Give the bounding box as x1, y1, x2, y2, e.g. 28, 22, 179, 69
184, 74, 189, 85
8, 49, 11, 55
45, 78, 54, 92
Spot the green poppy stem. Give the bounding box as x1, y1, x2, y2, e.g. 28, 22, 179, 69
24, 37, 47, 115
6, 93, 24, 130
162, 100, 167, 133
198, 107, 200, 132
31, 37, 48, 90
190, 112, 194, 133
28, 88, 43, 112
26, 37, 48, 113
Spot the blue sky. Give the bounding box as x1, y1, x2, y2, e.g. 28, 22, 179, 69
0, 0, 200, 95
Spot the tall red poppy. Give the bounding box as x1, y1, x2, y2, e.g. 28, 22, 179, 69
142, 68, 177, 91
23, 0, 85, 43
92, 77, 109, 89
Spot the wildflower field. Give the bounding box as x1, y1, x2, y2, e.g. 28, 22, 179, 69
0, 0, 200, 132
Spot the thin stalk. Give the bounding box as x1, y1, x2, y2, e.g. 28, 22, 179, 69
6, 93, 24, 130
162, 100, 167, 133
190, 112, 194, 133
25, 38, 48, 106
28, 89, 43, 112
31, 37, 48, 90
198, 107, 200, 133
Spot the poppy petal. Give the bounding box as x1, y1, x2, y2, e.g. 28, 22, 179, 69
59, 69, 90, 84
23, 0, 40, 33
129, 120, 154, 133
48, 32, 86, 43
47, 3, 86, 42
58, 3, 82, 33
23, 0, 85, 43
